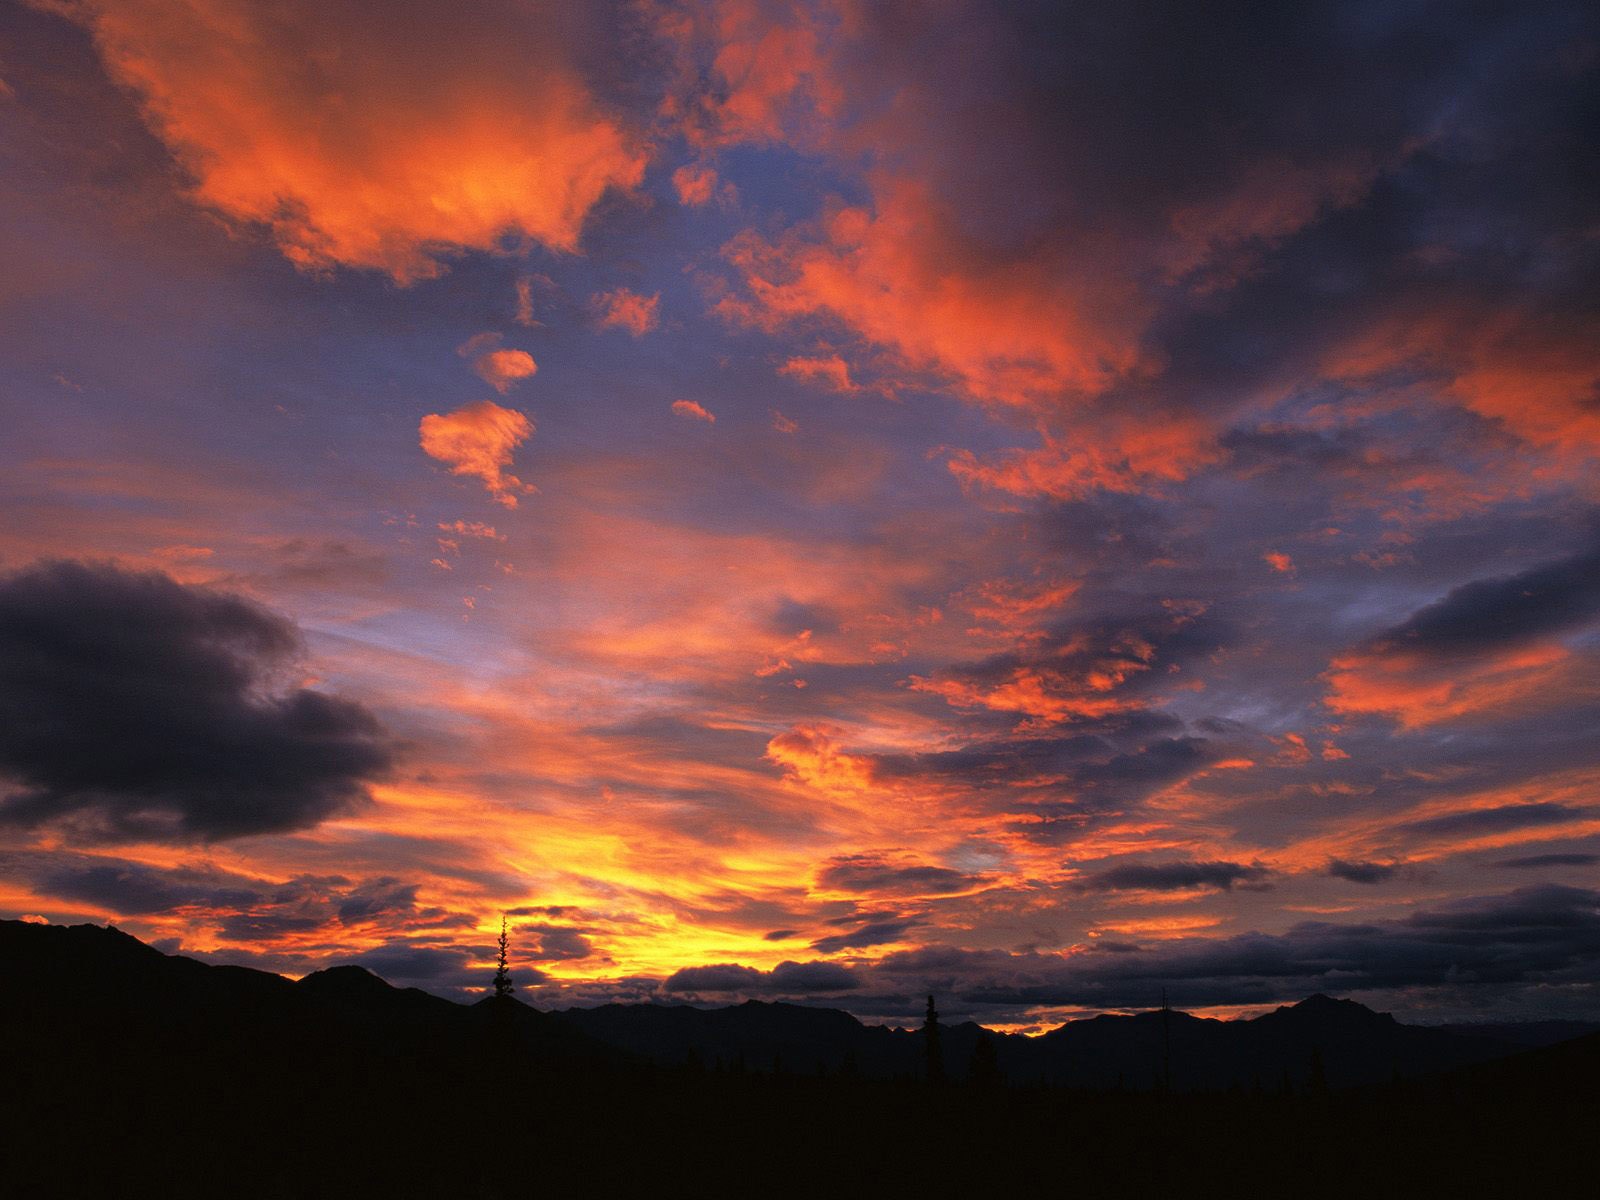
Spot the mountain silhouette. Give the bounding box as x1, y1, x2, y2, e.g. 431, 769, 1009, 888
3, 919, 1594, 1198
5, 920, 1585, 1090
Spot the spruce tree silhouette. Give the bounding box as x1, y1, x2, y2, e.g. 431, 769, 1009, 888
492, 915, 515, 1000
923, 995, 944, 1085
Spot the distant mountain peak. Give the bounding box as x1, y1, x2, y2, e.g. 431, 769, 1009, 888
1263, 993, 1397, 1027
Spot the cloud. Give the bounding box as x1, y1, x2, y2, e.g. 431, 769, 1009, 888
669, 0, 1600, 511
857, 885, 1600, 1015
438, 520, 505, 541
1326, 303, 1600, 470
54, 0, 646, 280
1396, 803, 1594, 840
419, 400, 535, 507
809, 920, 913, 954
671, 162, 722, 206
1374, 540, 1600, 658
662, 962, 761, 992
35, 859, 264, 915
514, 923, 594, 962
458, 332, 537, 393
909, 604, 1225, 730
0, 561, 392, 842
1327, 859, 1406, 885
474, 349, 538, 393
1080, 860, 1271, 893
344, 942, 474, 983
977, 885, 1600, 1010
1496, 853, 1600, 870
663, 958, 859, 995
816, 854, 982, 897
671, 399, 716, 424
779, 354, 858, 393
595, 287, 660, 335
1325, 540, 1600, 728
769, 959, 858, 991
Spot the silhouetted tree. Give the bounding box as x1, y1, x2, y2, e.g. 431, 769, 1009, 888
968, 1032, 1001, 1090
492, 915, 515, 999
923, 995, 944, 1084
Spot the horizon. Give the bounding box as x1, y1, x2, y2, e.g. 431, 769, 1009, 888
15, 916, 1598, 1036
2, 0, 1598, 1034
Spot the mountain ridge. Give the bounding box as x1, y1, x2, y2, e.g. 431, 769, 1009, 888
4, 919, 1593, 1091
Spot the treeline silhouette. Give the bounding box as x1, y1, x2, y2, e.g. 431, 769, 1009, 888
3, 920, 1593, 1198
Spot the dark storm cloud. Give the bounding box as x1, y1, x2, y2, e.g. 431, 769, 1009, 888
514, 924, 594, 962
14, 851, 472, 962
769, 960, 859, 992
35, 859, 263, 915
892, 885, 1600, 1012
873, 729, 1215, 843
0, 561, 393, 841
815, 856, 983, 896
1079, 860, 1271, 893
336, 879, 423, 923
1496, 853, 1600, 870
810, 921, 915, 954
1372, 538, 1600, 657
926, 607, 1232, 717
217, 912, 326, 940
1397, 803, 1593, 840
663, 963, 762, 992
663, 959, 859, 995
346, 942, 473, 982
1327, 859, 1405, 884
1069, 738, 1213, 803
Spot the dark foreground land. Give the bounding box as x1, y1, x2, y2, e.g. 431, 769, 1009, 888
3, 921, 1594, 1198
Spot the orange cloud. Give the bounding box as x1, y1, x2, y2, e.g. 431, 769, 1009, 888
438, 521, 505, 541
595, 287, 660, 336
1263, 551, 1295, 574
718, 181, 1144, 408
912, 668, 1143, 728
770, 409, 799, 434
458, 332, 537, 393
655, 0, 844, 151
1163, 155, 1381, 289
766, 726, 876, 805
1325, 643, 1595, 729
1325, 305, 1600, 478
476, 350, 537, 392
672, 162, 725, 206
961, 577, 1082, 640
780, 354, 858, 393
58, 0, 646, 280
671, 399, 716, 424
419, 401, 535, 508
946, 413, 1222, 501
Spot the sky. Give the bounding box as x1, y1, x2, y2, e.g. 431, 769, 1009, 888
1, 0, 1598, 1030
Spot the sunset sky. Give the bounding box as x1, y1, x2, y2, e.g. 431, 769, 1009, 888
2, 0, 1598, 1029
